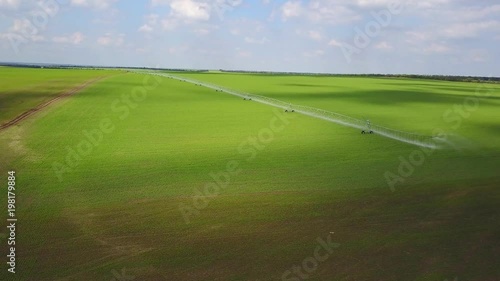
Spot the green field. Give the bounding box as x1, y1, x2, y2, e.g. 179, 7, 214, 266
0, 68, 117, 125
0, 68, 499, 280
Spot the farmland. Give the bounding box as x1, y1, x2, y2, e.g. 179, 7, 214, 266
0, 68, 117, 126
0, 67, 499, 280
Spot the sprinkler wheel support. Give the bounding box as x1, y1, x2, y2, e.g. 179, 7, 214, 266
362, 119, 373, 134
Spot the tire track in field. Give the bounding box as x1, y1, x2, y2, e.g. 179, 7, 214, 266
0, 75, 112, 131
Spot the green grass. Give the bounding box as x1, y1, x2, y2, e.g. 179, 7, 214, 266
0, 69, 499, 280
172, 72, 500, 149
0, 67, 118, 125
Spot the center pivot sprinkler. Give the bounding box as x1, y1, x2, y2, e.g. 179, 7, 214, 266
361, 119, 374, 134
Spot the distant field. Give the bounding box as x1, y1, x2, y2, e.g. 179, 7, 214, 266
0, 67, 118, 126
172, 72, 500, 149
0, 68, 499, 280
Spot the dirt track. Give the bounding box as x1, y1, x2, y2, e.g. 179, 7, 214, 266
0, 76, 109, 131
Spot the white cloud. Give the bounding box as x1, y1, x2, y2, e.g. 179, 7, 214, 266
441, 20, 500, 39
3, 19, 46, 42
405, 29, 455, 55
0, 0, 20, 9
169, 0, 210, 21
308, 30, 323, 41
423, 4, 500, 22
97, 33, 125, 46
11, 18, 30, 33
423, 43, 452, 54
151, 0, 243, 24
138, 14, 159, 33
53, 32, 85, 44
71, 0, 117, 9
138, 24, 154, 33
328, 39, 343, 47
161, 18, 179, 30
97, 36, 112, 46
147, 0, 230, 32
375, 41, 393, 50
405, 31, 431, 45
295, 29, 324, 41
356, 0, 450, 10
303, 49, 325, 58
281, 1, 302, 19
146, 14, 160, 25
244, 36, 269, 44
404, 19, 500, 53
281, 1, 361, 24
193, 27, 211, 35
354, 0, 400, 8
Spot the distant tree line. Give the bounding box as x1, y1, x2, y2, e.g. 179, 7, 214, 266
0, 62, 209, 73
218, 69, 500, 83
0, 62, 497, 83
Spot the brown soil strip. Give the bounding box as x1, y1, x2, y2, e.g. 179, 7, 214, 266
0, 75, 111, 131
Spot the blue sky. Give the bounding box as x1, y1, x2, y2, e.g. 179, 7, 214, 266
1, 0, 499, 76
